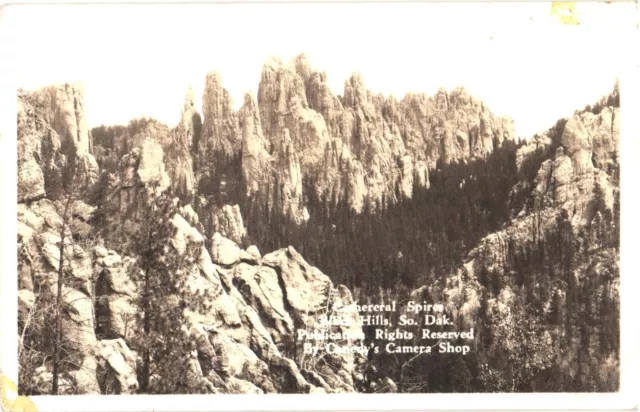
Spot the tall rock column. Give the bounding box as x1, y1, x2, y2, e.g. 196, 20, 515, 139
18, 84, 99, 200
36, 82, 91, 154
239, 94, 274, 199
201, 72, 241, 157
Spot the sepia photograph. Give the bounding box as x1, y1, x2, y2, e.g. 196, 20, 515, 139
1, 1, 639, 409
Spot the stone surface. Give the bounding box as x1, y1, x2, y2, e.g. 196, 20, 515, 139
239, 93, 275, 199
17, 200, 101, 394
94, 248, 139, 340
211, 232, 241, 266
96, 339, 139, 394
210, 204, 247, 245
115, 137, 172, 212
30, 82, 91, 153
201, 72, 241, 156
18, 86, 99, 201
530, 108, 619, 230
156, 209, 386, 393
248, 55, 512, 214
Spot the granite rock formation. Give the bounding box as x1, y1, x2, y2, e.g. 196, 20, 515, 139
402, 100, 619, 388
17, 194, 392, 394
87, 55, 512, 220
18, 85, 99, 202
252, 55, 513, 213
17, 82, 394, 394
201, 72, 241, 157
18, 57, 616, 395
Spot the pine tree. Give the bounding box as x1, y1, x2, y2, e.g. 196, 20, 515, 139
129, 191, 196, 393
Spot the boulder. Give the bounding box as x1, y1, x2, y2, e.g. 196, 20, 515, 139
96, 339, 139, 394
211, 232, 241, 266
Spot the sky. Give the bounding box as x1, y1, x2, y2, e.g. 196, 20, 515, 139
1, 2, 637, 138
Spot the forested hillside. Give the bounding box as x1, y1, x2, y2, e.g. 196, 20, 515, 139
183, 86, 620, 392
17, 55, 619, 394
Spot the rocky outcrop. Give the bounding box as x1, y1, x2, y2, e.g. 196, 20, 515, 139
18, 190, 390, 394
94, 247, 139, 340
273, 131, 309, 223
176, 86, 199, 148
126, 118, 195, 199
245, 55, 512, 214
238, 93, 278, 210
165, 89, 199, 197
532, 108, 619, 229
18, 85, 99, 202
563, 108, 619, 174
96, 339, 139, 394
27, 83, 91, 153
18, 66, 619, 395
201, 72, 240, 156
171, 214, 384, 393
85, 55, 510, 219
17, 200, 141, 394
404, 102, 619, 376
238, 87, 310, 222
116, 137, 171, 213
209, 204, 247, 245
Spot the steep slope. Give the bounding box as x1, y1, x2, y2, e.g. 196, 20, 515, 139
391, 93, 620, 392
18, 84, 99, 202
17, 87, 394, 394
18, 62, 618, 394
195, 54, 513, 219
91, 55, 513, 226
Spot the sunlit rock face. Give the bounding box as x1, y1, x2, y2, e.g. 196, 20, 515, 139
18, 79, 395, 392
18, 146, 394, 394
18, 84, 99, 202
18, 200, 139, 394
31, 82, 91, 154
82, 54, 508, 220
17, 56, 619, 395
243, 54, 512, 214
201, 72, 241, 157
168, 213, 392, 393
209, 204, 247, 245
531, 107, 619, 229
238, 93, 275, 200
19, 195, 391, 393
115, 137, 171, 213
406, 100, 619, 369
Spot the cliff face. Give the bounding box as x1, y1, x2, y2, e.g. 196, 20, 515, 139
86, 55, 511, 222
532, 108, 618, 228
201, 72, 240, 157
18, 85, 99, 202
17, 87, 394, 395
30, 83, 91, 153
401, 102, 620, 390
146, 54, 511, 220
18, 197, 392, 394
18, 58, 617, 394
248, 55, 513, 214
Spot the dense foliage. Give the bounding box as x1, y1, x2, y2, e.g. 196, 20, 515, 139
246, 141, 519, 291
83, 88, 620, 393
191, 95, 620, 392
